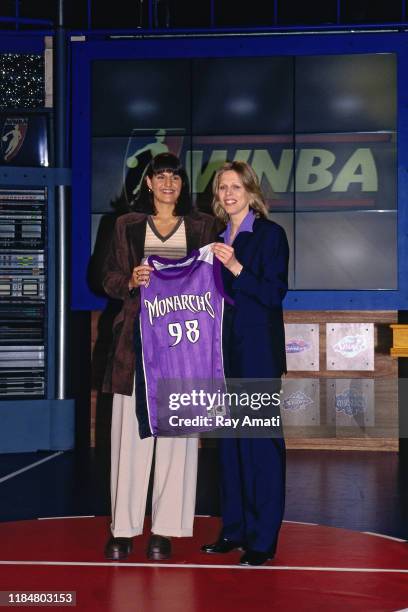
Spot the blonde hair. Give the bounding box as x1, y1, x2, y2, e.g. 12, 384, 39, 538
212, 161, 269, 224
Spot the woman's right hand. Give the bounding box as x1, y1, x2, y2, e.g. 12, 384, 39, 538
129, 264, 154, 289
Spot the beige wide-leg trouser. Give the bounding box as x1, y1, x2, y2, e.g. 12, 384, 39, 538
110, 388, 198, 538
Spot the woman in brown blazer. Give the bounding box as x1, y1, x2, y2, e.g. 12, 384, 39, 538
102, 152, 220, 561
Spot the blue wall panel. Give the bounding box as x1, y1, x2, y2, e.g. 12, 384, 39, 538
0, 400, 75, 453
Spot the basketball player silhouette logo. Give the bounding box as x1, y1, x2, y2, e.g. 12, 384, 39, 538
123, 129, 169, 206
1, 118, 28, 162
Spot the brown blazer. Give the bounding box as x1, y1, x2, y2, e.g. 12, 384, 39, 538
102, 211, 221, 395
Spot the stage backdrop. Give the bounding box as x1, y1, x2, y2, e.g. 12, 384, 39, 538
90, 53, 396, 293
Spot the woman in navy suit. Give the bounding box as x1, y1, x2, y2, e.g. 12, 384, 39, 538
201, 161, 289, 566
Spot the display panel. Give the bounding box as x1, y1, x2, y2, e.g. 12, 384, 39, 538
0, 53, 44, 110
293, 133, 396, 212
296, 211, 397, 289
92, 60, 191, 137
0, 113, 49, 167
88, 52, 397, 298
192, 57, 293, 135
296, 54, 396, 133
92, 132, 187, 213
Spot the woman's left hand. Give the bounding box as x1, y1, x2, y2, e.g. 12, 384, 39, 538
212, 243, 243, 277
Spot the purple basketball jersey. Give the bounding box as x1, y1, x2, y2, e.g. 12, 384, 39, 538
139, 245, 229, 436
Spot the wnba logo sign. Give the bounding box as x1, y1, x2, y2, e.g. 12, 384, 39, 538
282, 390, 313, 412
1, 118, 28, 162
335, 389, 365, 417
333, 335, 367, 358
285, 338, 311, 353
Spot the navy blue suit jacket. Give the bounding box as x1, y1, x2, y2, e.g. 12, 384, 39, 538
220, 217, 289, 379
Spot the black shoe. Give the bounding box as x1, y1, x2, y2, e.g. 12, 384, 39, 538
239, 550, 274, 566
104, 536, 133, 560
147, 535, 172, 560
201, 537, 244, 554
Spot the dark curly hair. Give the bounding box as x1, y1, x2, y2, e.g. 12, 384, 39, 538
133, 152, 193, 216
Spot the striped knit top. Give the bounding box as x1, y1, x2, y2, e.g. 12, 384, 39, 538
144, 216, 187, 260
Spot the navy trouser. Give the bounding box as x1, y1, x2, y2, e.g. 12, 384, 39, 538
218, 436, 286, 553
219, 303, 286, 553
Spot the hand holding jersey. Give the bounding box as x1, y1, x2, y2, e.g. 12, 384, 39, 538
129, 264, 154, 289
212, 242, 243, 277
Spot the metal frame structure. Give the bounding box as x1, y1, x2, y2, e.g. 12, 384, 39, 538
0, 23, 74, 452
1, 1, 408, 32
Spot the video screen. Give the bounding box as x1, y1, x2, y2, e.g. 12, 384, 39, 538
90, 53, 397, 290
